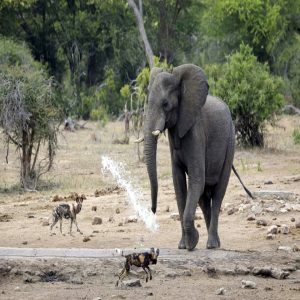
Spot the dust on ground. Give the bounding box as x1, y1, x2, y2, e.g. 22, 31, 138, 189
0, 116, 300, 299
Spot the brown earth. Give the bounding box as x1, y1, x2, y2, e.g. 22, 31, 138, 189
0, 116, 300, 299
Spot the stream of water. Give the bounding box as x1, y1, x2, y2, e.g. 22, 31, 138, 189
101, 156, 159, 232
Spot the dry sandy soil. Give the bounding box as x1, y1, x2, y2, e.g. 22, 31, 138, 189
0, 116, 300, 299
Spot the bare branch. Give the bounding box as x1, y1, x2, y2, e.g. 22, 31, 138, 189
127, 0, 154, 68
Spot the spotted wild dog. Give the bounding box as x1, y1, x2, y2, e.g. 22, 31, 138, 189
50, 195, 84, 235
116, 248, 160, 286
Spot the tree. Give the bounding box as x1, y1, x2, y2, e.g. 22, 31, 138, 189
206, 44, 284, 147
0, 38, 60, 190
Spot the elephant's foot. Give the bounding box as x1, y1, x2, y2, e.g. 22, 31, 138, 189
206, 233, 220, 249
184, 227, 199, 251
178, 237, 186, 249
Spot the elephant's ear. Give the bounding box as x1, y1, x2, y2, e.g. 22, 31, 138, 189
173, 64, 209, 139
148, 67, 163, 91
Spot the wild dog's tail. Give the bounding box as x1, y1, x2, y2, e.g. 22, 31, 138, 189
232, 165, 254, 199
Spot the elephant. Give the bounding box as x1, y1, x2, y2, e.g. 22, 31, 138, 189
139, 64, 252, 251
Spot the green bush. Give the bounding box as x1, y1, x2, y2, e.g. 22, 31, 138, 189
90, 106, 108, 126
292, 129, 300, 145
206, 44, 284, 147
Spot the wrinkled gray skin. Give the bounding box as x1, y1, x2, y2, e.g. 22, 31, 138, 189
144, 64, 235, 250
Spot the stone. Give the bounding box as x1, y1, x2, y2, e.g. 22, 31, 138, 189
121, 279, 141, 287
146, 292, 153, 296
182, 270, 192, 276
92, 297, 102, 300
92, 206, 97, 212
290, 217, 295, 222
251, 205, 263, 215
118, 222, 123, 226
194, 213, 202, 220
241, 280, 256, 289
252, 190, 296, 201
252, 266, 289, 279
109, 216, 115, 222
170, 213, 180, 221
165, 205, 170, 212
267, 225, 278, 234
264, 180, 273, 185
266, 233, 275, 240
227, 207, 238, 215
165, 271, 177, 278
235, 265, 250, 275
278, 246, 292, 252
247, 214, 256, 221
256, 219, 268, 226
115, 208, 120, 214
292, 244, 299, 252
125, 216, 138, 223
83, 236, 91, 242
22, 241, 28, 245
216, 287, 226, 295
197, 223, 201, 228
42, 219, 49, 226
14, 286, 20, 292
265, 206, 276, 213
270, 268, 289, 279
295, 221, 300, 228
279, 224, 289, 234
70, 276, 83, 284
92, 217, 102, 225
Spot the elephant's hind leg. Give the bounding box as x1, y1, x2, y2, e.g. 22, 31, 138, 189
199, 185, 212, 232
207, 149, 234, 249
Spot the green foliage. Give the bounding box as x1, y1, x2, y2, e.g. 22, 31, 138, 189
292, 129, 300, 145
0, 37, 60, 189
90, 107, 108, 126
206, 44, 284, 147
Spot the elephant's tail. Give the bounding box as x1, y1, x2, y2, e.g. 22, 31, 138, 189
232, 165, 254, 199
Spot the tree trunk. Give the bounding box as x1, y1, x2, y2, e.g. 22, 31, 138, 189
127, 0, 154, 68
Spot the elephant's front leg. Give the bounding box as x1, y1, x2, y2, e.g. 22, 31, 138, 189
183, 176, 204, 250
171, 162, 187, 249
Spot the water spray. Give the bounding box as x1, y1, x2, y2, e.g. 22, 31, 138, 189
101, 156, 159, 232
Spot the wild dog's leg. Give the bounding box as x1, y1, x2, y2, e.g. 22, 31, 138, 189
116, 265, 130, 286
69, 219, 73, 235
142, 266, 149, 282
74, 217, 82, 234
50, 218, 58, 232
146, 266, 152, 280
59, 218, 63, 234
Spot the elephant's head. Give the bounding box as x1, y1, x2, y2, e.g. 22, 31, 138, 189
143, 64, 209, 214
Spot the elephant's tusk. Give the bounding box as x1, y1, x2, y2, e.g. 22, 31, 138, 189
152, 130, 161, 137
133, 137, 144, 143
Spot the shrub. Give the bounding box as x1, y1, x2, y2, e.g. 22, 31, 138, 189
206, 44, 284, 147
90, 106, 108, 126
292, 129, 300, 145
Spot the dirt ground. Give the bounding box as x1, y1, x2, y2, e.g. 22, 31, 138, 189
0, 116, 300, 299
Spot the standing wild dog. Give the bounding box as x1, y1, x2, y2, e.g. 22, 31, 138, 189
116, 248, 160, 286
50, 196, 84, 235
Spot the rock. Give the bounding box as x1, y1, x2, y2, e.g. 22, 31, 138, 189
267, 225, 278, 234
216, 287, 226, 295
266, 233, 275, 240
170, 213, 180, 221
247, 214, 256, 221
278, 246, 292, 252
125, 216, 138, 223
165, 205, 170, 212
264, 180, 273, 185
146, 292, 153, 296
165, 271, 177, 278
83, 236, 91, 242
251, 205, 263, 215
197, 223, 201, 228
235, 265, 250, 275
182, 270, 192, 276
292, 244, 299, 252
70, 276, 83, 284
282, 104, 300, 115
227, 208, 238, 215
279, 224, 289, 234
116, 208, 120, 214
92, 217, 102, 225
118, 222, 123, 226
23, 274, 40, 283
295, 221, 300, 228
252, 266, 289, 279
253, 190, 296, 201
241, 280, 256, 289
92, 297, 102, 300
256, 219, 268, 226
109, 216, 115, 222
14, 286, 20, 292
93, 230, 99, 233
290, 217, 295, 222
265, 206, 276, 213
22, 241, 28, 245
92, 206, 97, 212
42, 219, 50, 226
121, 279, 141, 287
194, 213, 202, 220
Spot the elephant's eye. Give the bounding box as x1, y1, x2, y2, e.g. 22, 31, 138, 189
162, 99, 168, 109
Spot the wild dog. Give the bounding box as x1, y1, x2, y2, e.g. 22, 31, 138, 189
116, 248, 160, 286
50, 196, 83, 235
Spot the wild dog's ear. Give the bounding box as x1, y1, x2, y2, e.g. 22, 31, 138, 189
150, 247, 155, 253
156, 248, 160, 256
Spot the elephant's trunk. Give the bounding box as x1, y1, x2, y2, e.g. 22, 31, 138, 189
144, 132, 158, 214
